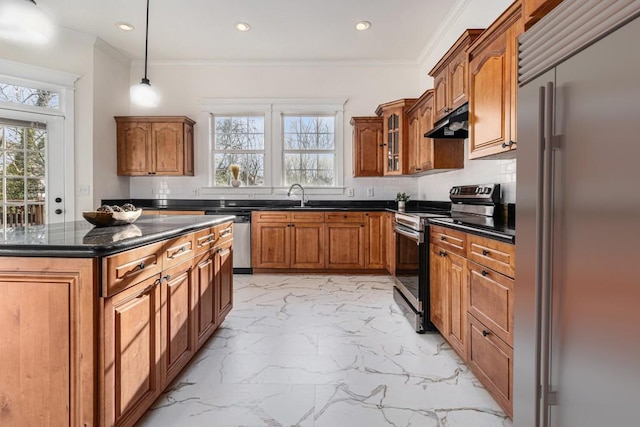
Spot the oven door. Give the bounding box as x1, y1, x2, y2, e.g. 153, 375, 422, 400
393, 222, 423, 311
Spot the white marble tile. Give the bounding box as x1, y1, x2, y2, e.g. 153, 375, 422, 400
135, 274, 512, 427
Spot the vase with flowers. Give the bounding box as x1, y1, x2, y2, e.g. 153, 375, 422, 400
230, 164, 241, 187
396, 192, 410, 211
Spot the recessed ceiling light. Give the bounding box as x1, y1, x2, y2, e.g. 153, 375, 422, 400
235, 22, 251, 32
116, 22, 135, 31
355, 21, 371, 31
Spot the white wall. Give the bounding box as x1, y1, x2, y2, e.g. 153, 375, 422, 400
128, 61, 421, 201
92, 39, 131, 208
416, 0, 517, 203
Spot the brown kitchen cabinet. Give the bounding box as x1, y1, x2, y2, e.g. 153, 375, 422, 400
325, 222, 365, 269
406, 89, 464, 174
430, 29, 484, 122
364, 212, 385, 269
429, 226, 469, 360
215, 239, 234, 323
429, 224, 515, 416
384, 212, 396, 275
252, 212, 325, 270
468, 0, 523, 159
523, 0, 562, 29
375, 98, 417, 175
194, 247, 220, 348
115, 116, 195, 176
351, 116, 384, 177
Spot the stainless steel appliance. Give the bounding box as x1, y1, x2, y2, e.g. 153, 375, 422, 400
393, 185, 500, 333
516, 3, 640, 426
393, 210, 447, 332
206, 210, 252, 274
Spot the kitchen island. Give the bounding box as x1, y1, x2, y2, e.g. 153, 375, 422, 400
0, 214, 234, 427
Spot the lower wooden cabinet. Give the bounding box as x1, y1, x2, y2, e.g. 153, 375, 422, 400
383, 212, 396, 275
216, 240, 234, 322
194, 248, 218, 348
429, 243, 467, 359
103, 274, 163, 427
467, 314, 513, 417
252, 211, 386, 272
161, 259, 196, 385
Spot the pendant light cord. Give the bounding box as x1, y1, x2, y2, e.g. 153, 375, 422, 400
143, 0, 150, 82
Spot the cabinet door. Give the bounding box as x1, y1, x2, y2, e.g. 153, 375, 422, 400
183, 121, 195, 176
215, 241, 234, 323
469, 31, 509, 158
383, 109, 402, 175
433, 69, 449, 121
449, 49, 469, 111
407, 109, 420, 174
152, 122, 184, 175
446, 251, 467, 359
364, 212, 385, 269
194, 250, 218, 349
325, 222, 365, 269
252, 223, 291, 268
429, 244, 447, 334
416, 97, 434, 171
103, 274, 162, 427
352, 118, 384, 177
161, 260, 195, 385
291, 222, 325, 268
384, 212, 396, 275
117, 121, 151, 176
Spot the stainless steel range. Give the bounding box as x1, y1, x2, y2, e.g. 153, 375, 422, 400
392, 184, 501, 333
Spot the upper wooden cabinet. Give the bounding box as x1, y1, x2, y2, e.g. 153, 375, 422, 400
406, 89, 464, 174
350, 116, 384, 177
468, 0, 524, 159
375, 98, 417, 176
523, 0, 563, 29
115, 116, 195, 176
429, 29, 484, 122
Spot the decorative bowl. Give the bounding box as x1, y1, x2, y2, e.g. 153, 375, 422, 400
82, 209, 142, 227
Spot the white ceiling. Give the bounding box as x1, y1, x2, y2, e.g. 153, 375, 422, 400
39, 0, 459, 62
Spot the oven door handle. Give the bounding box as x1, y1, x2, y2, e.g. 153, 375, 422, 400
394, 225, 423, 244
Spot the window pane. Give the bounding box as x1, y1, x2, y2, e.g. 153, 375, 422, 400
26, 128, 46, 150
27, 178, 45, 201
0, 84, 60, 109
215, 116, 264, 150
284, 116, 334, 150
214, 153, 264, 186
5, 127, 23, 149
6, 178, 25, 200
27, 151, 45, 176
4, 150, 24, 176
284, 153, 334, 186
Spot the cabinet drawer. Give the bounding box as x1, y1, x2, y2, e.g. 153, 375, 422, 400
467, 314, 513, 417
430, 225, 467, 256
291, 211, 325, 222
467, 260, 514, 346
194, 227, 216, 255
252, 211, 290, 222
467, 235, 515, 278
325, 212, 364, 223
162, 233, 195, 269
103, 241, 163, 296
215, 221, 233, 246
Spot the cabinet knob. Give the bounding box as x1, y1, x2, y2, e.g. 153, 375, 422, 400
137, 262, 146, 270
481, 270, 489, 277
482, 330, 491, 337
482, 249, 490, 256
439, 251, 447, 257
501, 140, 515, 149
441, 236, 446, 241
164, 274, 171, 282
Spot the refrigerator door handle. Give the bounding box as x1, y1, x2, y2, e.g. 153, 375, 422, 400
539, 81, 557, 427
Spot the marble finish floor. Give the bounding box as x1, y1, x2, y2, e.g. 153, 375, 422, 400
137, 274, 512, 427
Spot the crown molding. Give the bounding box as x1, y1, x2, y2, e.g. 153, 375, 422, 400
94, 37, 131, 67
132, 59, 418, 68
0, 58, 80, 88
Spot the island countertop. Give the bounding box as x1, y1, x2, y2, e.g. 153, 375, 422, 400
0, 214, 235, 257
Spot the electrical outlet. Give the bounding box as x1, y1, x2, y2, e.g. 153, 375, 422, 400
78, 185, 90, 197
367, 187, 374, 197
247, 193, 255, 199
347, 187, 355, 197
191, 188, 200, 196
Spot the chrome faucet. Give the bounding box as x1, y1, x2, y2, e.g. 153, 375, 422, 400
287, 183, 306, 207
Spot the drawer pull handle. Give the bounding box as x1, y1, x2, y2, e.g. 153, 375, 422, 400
482, 330, 491, 337
441, 236, 446, 241
137, 262, 146, 271
439, 251, 447, 257
164, 274, 171, 282
481, 270, 489, 277
482, 249, 490, 256
219, 227, 232, 237
207, 236, 214, 242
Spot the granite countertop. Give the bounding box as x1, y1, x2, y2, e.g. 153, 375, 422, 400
0, 214, 235, 258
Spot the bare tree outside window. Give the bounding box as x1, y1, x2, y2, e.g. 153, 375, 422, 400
0, 84, 59, 109
284, 116, 335, 186
213, 116, 265, 186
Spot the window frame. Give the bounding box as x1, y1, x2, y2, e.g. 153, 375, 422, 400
200, 98, 346, 196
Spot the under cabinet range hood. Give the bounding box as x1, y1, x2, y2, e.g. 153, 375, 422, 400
424, 103, 469, 139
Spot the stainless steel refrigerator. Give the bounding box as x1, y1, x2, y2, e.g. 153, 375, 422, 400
515, 1, 640, 426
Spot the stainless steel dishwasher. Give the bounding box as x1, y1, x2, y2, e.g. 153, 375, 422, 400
206, 210, 252, 274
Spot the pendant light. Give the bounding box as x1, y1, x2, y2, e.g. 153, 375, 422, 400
130, 0, 160, 108
0, 0, 54, 44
